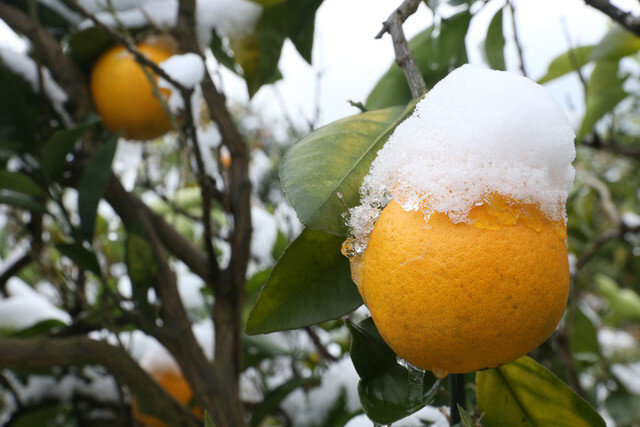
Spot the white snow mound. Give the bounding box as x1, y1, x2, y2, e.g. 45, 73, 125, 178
348, 64, 576, 249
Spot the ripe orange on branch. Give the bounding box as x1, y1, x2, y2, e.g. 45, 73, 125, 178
348, 196, 569, 377
90, 43, 174, 141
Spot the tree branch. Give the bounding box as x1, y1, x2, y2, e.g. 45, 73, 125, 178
582, 133, 640, 159
0, 336, 200, 426
507, 0, 528, 78
375, 0, 426, 98
585, 0, 640, 38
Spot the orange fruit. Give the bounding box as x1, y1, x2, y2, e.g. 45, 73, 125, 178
90, 44, 174, 141
346, 195, 569, 377
132, 367, 202, 426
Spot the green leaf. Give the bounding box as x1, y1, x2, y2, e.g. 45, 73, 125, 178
596, 274, 640, 323
77, 135, 118, 240
0, 67, 38, 147
537, 46, 594, 84
569, 307, 600, 356
484, 8, 506, 70
41, 117, 101, 178
346, 317, 397, 381
578, 60, 627, 140
238, 0, 322, 96
0, 193, 46, 213
281, 101, 417, 235
366, 10, 470, 110
204, 412, 215, 427
250, 377, 321, 426
458, 404, 474, 427
590, 26, 640, 62
249, 0, 288, 6
605, 389, 640, 426
126, 224, 158, 309
348, 317, 441, 424
0, 171, 45, 197
476, 356, 606, 427
68, 27, 116, 70
55, 242, 102, 277
245, 229, 361, 334
210, 31, 239, 74
8, 319, 67, 338
243, 334, 292, 369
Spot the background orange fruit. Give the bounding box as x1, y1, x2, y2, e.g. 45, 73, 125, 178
350, 196, 570, 377
132, 367, 202, 426
90, 44, 174, 141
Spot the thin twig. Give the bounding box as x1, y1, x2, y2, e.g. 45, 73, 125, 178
582, 133, 640, 159
304, 327, 339, 362
507, 0, 528, 78
376, 0, 427, 98
576, 223, 640, 271
584, 0, 640, 38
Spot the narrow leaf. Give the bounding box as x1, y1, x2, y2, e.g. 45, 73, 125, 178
578, 60, 627, 140
77, 135, 118, 240
250, 377, 320, 426
537, 46, 594, 84
0, 193, 46, 213
42, 117, 101, 178
590, 26, 640, 62
55, 242, 102, 277
0, 171, 45, 197
245, 229, 361, 334
346, 318, 396, 381
569, 307, 600, 356
484, 8, 506, 70
281, 101, 417, 235
476, 356, 606, 427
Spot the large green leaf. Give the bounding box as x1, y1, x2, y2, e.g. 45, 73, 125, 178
578, 60, 627, 140
77, 135, 118, 240
476, 356, 606, 427
245, 229, 361, 334
0, 193, 46, 213
347, 317, 441, 424
365, 10, 471, 110
68, 27, 115, 70
281, 102, 417, 235
484, 8, 506, 70
238, 0, 322, 96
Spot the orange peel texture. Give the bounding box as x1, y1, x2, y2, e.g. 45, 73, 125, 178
90, 44, 174, 141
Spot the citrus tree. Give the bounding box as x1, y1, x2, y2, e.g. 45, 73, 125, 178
0, 0, 639, 426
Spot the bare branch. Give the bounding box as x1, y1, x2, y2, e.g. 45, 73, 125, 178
376, 0, 426, 98
585, 0, 640, 38
0, 336, 200, 426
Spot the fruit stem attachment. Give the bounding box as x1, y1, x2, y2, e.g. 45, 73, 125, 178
449, 373, 466, 425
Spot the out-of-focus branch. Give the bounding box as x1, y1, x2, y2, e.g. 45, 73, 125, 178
0, 336, 200, 426
582, 133, 640, 159
576, 222, 640, 271
507, 0, 528, 78
0, 251, 32, 297
375, 0, 426, 98
585, 0, 640, 38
